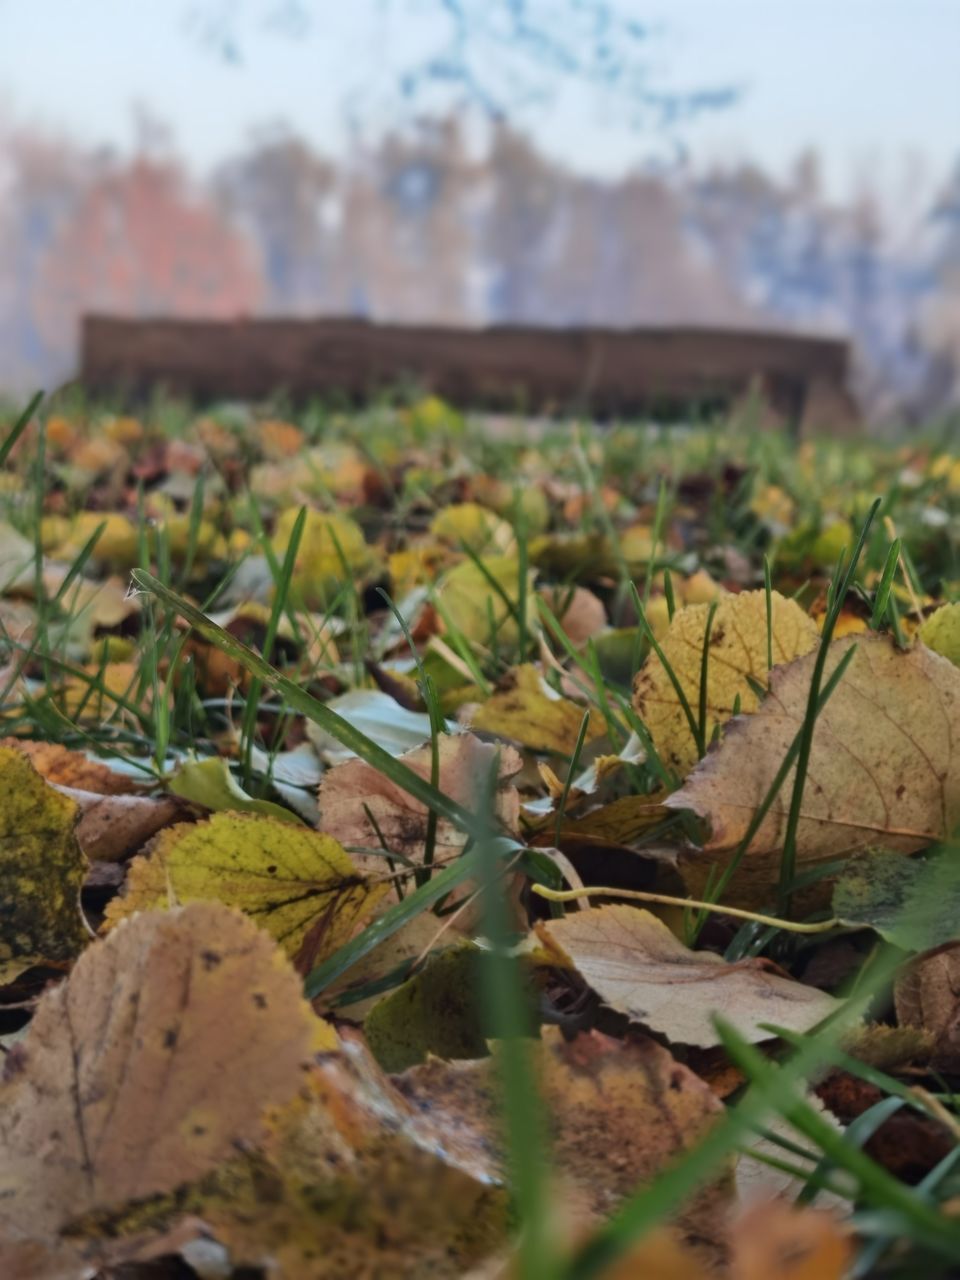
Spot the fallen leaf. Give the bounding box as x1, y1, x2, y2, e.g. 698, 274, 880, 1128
57, 785, 188, 862
633, 589, 819, 775
103, 812, 385, 967
168, 754, 305, 824
0, 902, 317, 1246
832, 845, 960, 952
318, 908, 461, 1021
816, 1069, 954, 1182
319, 733, 521, 884
0, 746, 88, 982
731, 1200, 852, 1280
271, 508, 379, 609
396, 1028, 731, 1264
538, 584, 607, 648
550, 791, 670, 848
920, 601, 960, 666
197, 1033, 508, 1279
0, 738, 136, 794
364, 943, 490, 1072
430, 502, 516, 554
305, 687, 455, 765
895, 943, 960, 1073
436, 555, 538, 648
667, 635, 960, 906
537, 905, 838, 1048
467, 664, 606, 755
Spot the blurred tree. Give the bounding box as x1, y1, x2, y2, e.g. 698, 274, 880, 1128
32, 155, 262, 365
190, 0, 737, 135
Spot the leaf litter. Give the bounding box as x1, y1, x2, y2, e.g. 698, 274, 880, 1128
0, 398, 959, 1275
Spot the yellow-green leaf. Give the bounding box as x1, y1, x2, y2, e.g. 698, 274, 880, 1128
103, 811, 385, 967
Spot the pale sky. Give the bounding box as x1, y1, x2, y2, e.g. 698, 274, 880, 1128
0, 0, 957, 209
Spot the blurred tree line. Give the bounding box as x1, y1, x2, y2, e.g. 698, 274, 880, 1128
1, 111, 958, 422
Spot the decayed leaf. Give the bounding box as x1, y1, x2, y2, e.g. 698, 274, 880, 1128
319, 733, 522, 882
396, 1028, 731, 1263
730, 1201, 852, 1280
895, 943, 960, 1073
0, 746, 88, 983
832, 846, 960, 952
0, 738, 136, 794
667, 635, 960, 906
537, 905, 838, 1048
0, 902, 317, 1247
467, 664, 606, 755
103, 812, 385, 967
632, 589, 818, 774
193, 1033, 509, 1279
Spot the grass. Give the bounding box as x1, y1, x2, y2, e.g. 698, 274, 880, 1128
2, 389, 960, 1276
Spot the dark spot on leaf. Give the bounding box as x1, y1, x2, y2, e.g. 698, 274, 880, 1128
896, 783, 906, 799
193, 1124, 207, 1136
163, 1028, 178, 1049
252, 992, 267, 1009
201, 950, 221, 970
266, 864, 278, 874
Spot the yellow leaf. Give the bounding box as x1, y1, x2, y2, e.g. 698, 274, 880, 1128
0, 902, 316, 1245
633, 588, 819, 775
271, 508, 378, 609
0, 746, 88, 983
51, 512, 140, 570
429, 502, 516, 554
103, 811, 385, 967
667, 634, 960, 907
537, 905, 838, 1048
920, 602, 960, 666
436, 555, 537, 647
468, 664, 606, 755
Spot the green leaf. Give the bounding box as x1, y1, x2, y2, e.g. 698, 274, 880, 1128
169, 756, 305, 825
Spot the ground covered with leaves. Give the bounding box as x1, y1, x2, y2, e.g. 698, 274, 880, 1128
0, 393, 959, 1279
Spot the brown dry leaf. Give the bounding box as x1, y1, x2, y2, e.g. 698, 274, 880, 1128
319, 733, 522, 883
0, 738, 137, 794
730, 1201, 852, 1280
396, 1027, 732, 1266
467, 664, 606, 755
537, 906, 838, 1048
895, 943, 960, 1073
666, 635, 960, 906
632, 589, 819, 775
57, 785, 188, 862
538, 584, 608, 648
0, 745, 88, 983
0, 902, 317, 1250
103, 812, 385, 968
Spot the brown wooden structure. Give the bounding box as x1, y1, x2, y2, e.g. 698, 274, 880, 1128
81, 314, 859, 432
